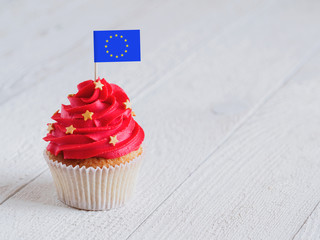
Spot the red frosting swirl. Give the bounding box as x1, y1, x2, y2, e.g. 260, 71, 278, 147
43, 78, 144, 159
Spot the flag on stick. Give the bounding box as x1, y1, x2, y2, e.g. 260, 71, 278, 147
94, 30, 141, 62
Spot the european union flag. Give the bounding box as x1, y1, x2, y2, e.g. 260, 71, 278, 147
94, 30, 141, 62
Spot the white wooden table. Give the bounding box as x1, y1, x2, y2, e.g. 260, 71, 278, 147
1, 0, 320, 239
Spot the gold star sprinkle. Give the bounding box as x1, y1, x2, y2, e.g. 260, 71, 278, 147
123, 99, 132, 109
131, 111, 136, 117
66, 125, 76, 134
47, 123, 54, 133
94, 80, 104, 90
109, 135, 118, 146
82, 110, 94, 121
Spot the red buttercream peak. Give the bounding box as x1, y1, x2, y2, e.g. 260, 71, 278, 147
43, 78, 144, 159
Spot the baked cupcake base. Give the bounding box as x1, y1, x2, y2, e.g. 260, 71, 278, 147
44, 149, 143, 211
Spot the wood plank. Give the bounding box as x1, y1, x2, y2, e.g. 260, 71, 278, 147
128, 50, 320, 240
0, 0, 267, 202
293, 203, 320, 239
0, 0, 264, 104
1, 1, 320, 239
0, 0, 151, 103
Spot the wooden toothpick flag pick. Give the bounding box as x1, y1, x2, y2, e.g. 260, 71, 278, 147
93, 30, 141, 80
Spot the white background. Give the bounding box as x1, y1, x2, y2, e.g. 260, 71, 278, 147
1, 0, 320, 239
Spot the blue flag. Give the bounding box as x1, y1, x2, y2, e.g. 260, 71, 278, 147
94, 30, 141, 62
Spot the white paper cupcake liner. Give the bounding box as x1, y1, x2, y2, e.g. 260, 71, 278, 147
44, 150, 143, 211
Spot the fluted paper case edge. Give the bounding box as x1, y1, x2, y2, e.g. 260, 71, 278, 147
44, 150, 143, 211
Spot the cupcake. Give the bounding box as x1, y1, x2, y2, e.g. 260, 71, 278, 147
43, 78, 145, 210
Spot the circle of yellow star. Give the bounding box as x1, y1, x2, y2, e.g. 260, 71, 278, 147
123, 99, 132, 109
109, 135, 118, 146
94, 80, 104, 90
47, 123, 54, 133
82, 110, 94, 121
66, 125, 76, 134
105, 35, 128, 59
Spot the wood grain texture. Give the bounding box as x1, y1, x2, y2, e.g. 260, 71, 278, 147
0, 0, 267, 203
0, 0, 264, 104
294, 203, 320, 240
0, 0, 153, 103
129, 49, 320, 240
1, 0, 320, 239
